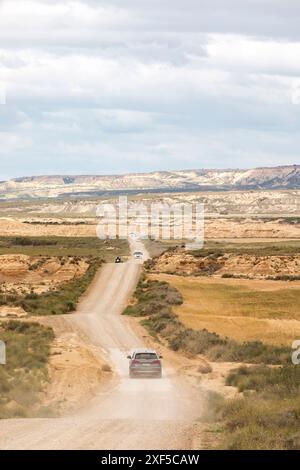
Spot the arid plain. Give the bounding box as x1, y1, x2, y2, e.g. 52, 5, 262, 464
0, 187, 299, 449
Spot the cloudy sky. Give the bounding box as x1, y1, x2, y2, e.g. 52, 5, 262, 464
0, 0, 300, 178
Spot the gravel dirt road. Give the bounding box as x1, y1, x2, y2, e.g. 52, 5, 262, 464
0, 240, 206, 450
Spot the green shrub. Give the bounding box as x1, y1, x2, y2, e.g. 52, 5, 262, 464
123, 278, 183, 318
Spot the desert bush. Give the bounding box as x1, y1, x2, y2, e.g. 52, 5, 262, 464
219, 365, 300, 449
123, 279, 183, 318
141, 311, 179, 337
226, 365, 300, 396
208, 340, 290, 365
0, 320, 54, 418
14, 237, 58, 247
198, 364, 213, 374
265, 274, 300, 281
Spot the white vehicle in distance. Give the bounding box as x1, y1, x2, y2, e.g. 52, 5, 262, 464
129, 232, 138, 240
133, 250, 143, 260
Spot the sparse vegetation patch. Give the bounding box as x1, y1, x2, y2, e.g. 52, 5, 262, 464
0, 236, 129, 258
219, 365, 300, 449
1, 257, 103, 315
0, 320, 54, 418
123, 276, 291, 365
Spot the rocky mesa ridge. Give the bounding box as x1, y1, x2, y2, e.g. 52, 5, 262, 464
0, 164, 299, 199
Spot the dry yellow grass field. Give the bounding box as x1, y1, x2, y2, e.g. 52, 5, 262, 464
151, 274, 300, 346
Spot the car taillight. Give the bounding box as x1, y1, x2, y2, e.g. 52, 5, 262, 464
132, 359, 140, 364
152, 360, 161, 365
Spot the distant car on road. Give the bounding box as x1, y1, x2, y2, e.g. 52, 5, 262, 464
129, 232, 138, 240
133, 251, 143, 260
127, 348, 162, 378
115, 256, 122, 263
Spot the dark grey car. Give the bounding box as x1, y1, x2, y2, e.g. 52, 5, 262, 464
127, 349, 162, 378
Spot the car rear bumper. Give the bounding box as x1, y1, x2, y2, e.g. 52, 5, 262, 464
129, 368, 162, 377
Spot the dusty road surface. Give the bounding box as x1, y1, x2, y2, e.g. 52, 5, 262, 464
0, 240, 206, 450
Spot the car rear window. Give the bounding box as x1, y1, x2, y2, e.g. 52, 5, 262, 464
135, 353, 157, 360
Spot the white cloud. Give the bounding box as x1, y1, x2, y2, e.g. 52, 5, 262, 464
0, 82, 6, 104
0, 0, 299, 177
0, 1, 134, 39
0, 132, 32, 154
206, 34, 300, 75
